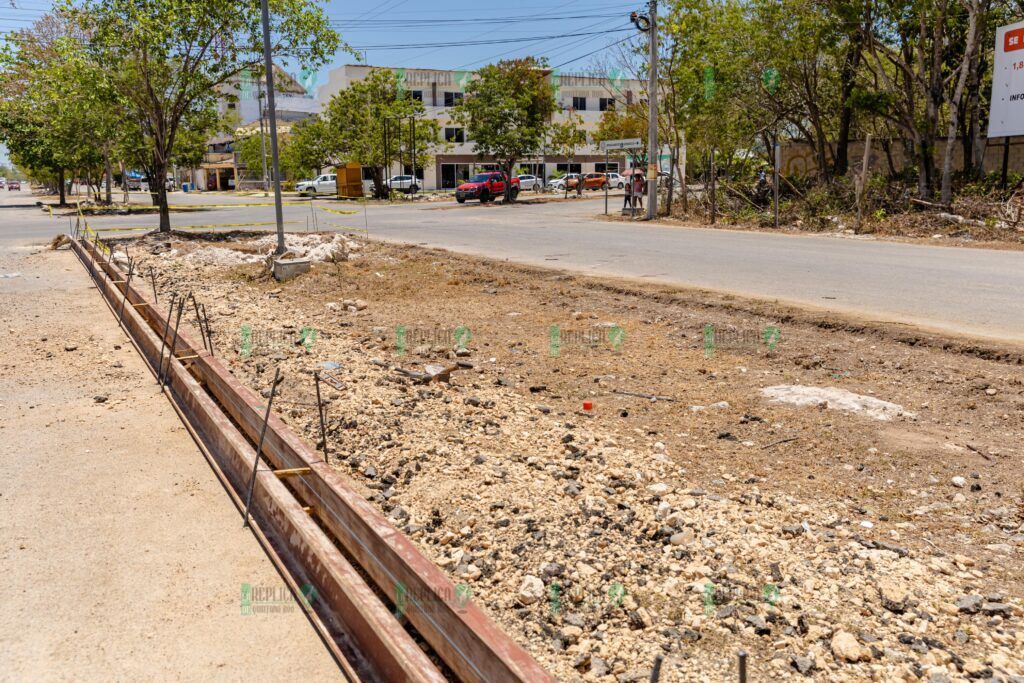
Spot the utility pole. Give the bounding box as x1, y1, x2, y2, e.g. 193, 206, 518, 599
257, 80, 270, 198
773, 131, 780, 229
259, 0, 286, 255
646, 0, 658, 220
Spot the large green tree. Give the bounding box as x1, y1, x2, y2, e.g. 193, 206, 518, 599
320, 68, 444, 199
452, 57, 557, 203
65, 0, 338, 230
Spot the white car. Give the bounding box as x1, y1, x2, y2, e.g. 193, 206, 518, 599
516, 174, 543, 192
547, 173, 581, 190
385, 175, 420, 194
296, 173, 337, 196
605, 172, 625, 189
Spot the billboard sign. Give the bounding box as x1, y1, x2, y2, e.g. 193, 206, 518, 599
988, 21, 1024, 138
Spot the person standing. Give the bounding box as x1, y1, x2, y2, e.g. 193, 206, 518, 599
623, 174, 633, 210
632, 174, 644, 211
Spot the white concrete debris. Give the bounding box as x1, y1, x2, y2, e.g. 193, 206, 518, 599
760, 385, 914, 421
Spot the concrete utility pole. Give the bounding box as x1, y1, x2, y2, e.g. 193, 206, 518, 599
257, 81, 270, 198
259, 0, 286, 255
646, 0, 658, 221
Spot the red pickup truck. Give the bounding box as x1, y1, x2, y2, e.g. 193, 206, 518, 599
455, 172, 520, 204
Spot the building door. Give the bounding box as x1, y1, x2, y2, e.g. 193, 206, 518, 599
440, 163, 471, 189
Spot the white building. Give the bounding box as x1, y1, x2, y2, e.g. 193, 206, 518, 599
317, 64, 645, 190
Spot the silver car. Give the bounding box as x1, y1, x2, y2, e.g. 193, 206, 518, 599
516, 174, 543, 192
605, 172, 625, 189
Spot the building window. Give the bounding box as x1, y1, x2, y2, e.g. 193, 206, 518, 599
410, 90, 423, 101
556, 163, 582, 174
444, 91, 463, 107
595, 162, 620, 173
402, 165, 424, 180
599, 97, 615, 111
444, 127, 465, 143
572, 96, 587, 111
227, 102, 236, 110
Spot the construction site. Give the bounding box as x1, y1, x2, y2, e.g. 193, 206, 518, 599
3, 204, 1021, 682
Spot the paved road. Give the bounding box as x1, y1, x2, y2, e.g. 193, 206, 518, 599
4, 188, 1023, 343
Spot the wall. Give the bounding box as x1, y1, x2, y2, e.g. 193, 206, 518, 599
780, 137, 1024, 178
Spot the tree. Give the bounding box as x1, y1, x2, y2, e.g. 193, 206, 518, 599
66, 0, 339, 231
321, 68, 444, 199
452, 57, 557, 203
548, 112, 587, 198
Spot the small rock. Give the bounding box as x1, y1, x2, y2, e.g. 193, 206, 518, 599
951, 476, 966, 488
878, 579, 909, 613
93, 395, 109, 404
791, 655, 815, 675
64, 344, 77, 352
517, 575, 545, 605
831, 630, 864, 662
955, 594, 983, 614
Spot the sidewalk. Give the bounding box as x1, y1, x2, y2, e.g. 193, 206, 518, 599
0, 242, 340, 681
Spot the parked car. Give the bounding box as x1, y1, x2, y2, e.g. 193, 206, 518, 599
455, 172, 520, 203
126, 177, 148, 192
7, 180, 20, 191
605, 172, 625, 189
296, 173, 337, 196
548, 173, 581, 191
516, 174, 543, 192
580, 172, 608, 190
0, 177, 6, 189
385, 175, 420, 194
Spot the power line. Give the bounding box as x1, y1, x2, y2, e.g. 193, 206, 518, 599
331, 12, 624, 26
451, 15, 625, 70
347, 28, 631, 51
550, 34, 637, 69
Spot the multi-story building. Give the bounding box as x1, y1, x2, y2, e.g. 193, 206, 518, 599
317, 64, 645, 191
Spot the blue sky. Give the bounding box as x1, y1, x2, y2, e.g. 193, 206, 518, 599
0, 0, 640, 164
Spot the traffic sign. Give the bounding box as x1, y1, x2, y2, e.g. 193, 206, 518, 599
988, 20, 1024, 138
600, 138, 643, 151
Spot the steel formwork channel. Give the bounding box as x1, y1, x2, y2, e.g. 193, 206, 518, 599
70, 234, 554, 683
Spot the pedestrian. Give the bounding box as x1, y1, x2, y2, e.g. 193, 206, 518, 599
623, 174, 633, 210
632, 174, 644, 210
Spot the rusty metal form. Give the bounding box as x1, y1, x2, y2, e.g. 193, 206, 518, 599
69, 236, 554, 683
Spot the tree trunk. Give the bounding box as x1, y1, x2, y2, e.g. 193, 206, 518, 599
104, 152, 113, 205
58, 168, 66, 206
151, 158, 171, 232
941, 0, 980, 205
835, 22, 865, 177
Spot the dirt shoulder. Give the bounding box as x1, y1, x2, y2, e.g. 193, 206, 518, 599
0, 243, 339, 681
127, 230, 1023, 682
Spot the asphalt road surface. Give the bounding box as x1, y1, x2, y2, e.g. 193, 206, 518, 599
3, 188, 1023, 343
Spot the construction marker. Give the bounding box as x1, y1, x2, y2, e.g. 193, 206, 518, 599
583, 401, 593, 411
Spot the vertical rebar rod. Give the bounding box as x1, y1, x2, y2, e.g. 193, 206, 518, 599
159, 295, 186, 387
190, 294, 207, 351
200, 304, 214, 356
149, 267, 159, 303
243, 368, 282, 528
738, 650, 747, 683
314, 370, 328, 463
116, 260, 135, 326
155, 293, 177, 381
649, 655, 663, 683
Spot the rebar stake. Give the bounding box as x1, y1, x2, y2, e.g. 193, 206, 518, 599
314, 370, 328, 463
159, 295, 186, 387
117, 260, 136, 326
149, 267, 159, 304
189, 293, 207, 351
738, 650, 747, 683
649, 655, 663, 683
200, 303, 214, 356
243, 368, 283, 528
156, 293, 178, 382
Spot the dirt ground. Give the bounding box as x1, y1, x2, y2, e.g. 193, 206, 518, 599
0, 243, 340, 681
112, 230, 1024, 682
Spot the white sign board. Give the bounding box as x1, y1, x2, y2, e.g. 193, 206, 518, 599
988, 20, 1024, 138
600, 138, 643, 151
